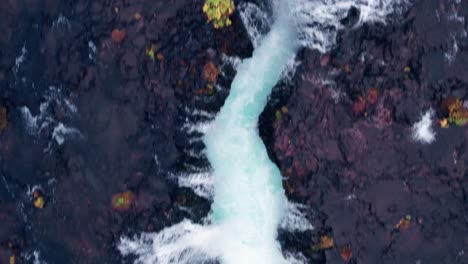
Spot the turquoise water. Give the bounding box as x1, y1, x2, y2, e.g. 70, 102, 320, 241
203, 2, 298, 262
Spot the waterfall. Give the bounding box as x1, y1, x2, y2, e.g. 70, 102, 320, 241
202, 1, 298, 262
118, 0, 409, 263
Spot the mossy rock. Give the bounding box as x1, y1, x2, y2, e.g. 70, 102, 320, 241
203, 0, 235, 29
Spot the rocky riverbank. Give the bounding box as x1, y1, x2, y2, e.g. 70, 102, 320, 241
267, 0, 468, 263
0, 0, 467, 263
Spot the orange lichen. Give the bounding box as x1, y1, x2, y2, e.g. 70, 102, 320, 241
156, 53, 164, 61
111, 29, 126, 43
193, 85, 216, 96
366, 88, 379, 105
449, 108, 468, 126
340, 245, 353, 262
319, 235, 334, 249
440, 97, 458, 113
441, 97, 468, 126
134, 12, 142, 20
111, 191, 135, 211
312, 235, 334, 251
203, 61, 219, 83
395, 214, 411, 231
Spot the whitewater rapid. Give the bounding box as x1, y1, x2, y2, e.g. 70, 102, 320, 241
118, 0, 408, 263
202, 1, 298, 262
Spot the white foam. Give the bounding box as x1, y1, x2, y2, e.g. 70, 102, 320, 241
46, 87, 79, 116
238, 2, 272, 48
280, 202, 313, 232
181, 121, 212, 134
182, 163, 209, 173
326, 82, 343, 104
20, 86, 79, 136
173, 108, 213, 198
345, 193, 357, 200
20, 103, 53, 135
176, 172, 214, 199
24, 250, 47, 264
188, 136, 204, 144
118, 208, 312, 264
14, 43, 27, 76
52, 14, 71, 29
444, 36, 459, 63
119, 219, 302, 264
88, 40, 98, 61
412, 109, 436, 144
119, 220, 221, 264
64, 99, 78, 114
284, 252, 309, 264
291, 0, 409, 53
51, 123, 82, 145
183, 148, 206, 159
281, 55, 301, 81
26, 184, 43, 196
221, 54, 242, 71
184, 107, 216, 119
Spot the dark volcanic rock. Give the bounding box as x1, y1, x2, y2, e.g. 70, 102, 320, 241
0, 0, 253, 262
267, 0, 468, 263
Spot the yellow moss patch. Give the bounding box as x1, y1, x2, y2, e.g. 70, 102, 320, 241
203, 0, 235, 29
111, 191, 135, 211
312, 235, 334, 251
33, 191, 45, 209
442, 97, 468, 126
395, 214, 411, 231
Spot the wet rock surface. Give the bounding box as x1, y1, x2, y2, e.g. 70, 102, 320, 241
267, 0, 468, 263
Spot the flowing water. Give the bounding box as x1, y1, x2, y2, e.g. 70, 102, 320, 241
118, 0, 408, 263
202, 1, 298, 262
